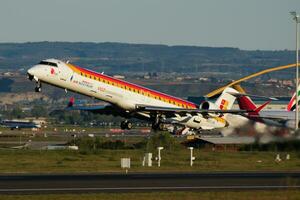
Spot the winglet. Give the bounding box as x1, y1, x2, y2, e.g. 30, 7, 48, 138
67, 97, 75, 107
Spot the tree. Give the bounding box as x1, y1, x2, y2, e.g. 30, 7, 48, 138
10, 107, 25, 119
31, 105, 48, 118
145, 132, 178, 151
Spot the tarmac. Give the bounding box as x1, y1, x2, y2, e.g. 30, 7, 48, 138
0, 172, 299, 194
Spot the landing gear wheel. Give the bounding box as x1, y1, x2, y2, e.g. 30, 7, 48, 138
126, 122, 132, 130
35, 81, 42, 92
158, 123, 165, 130
121, 121, 126, 130
35, 86, 41, 92
121, 121, 132, 130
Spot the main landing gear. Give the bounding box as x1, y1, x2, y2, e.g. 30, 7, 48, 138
121, 120, 132, 130
151, 115, 166, 131
152, 122, 165, 131
35, 81, 42, 92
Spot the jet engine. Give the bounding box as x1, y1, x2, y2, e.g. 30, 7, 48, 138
199, 101, 218, 110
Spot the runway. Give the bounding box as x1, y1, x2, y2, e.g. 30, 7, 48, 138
0, 172, 299, 194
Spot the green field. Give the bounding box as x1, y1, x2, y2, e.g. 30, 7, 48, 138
0, 190, 299, 200
0, 149, 298, 173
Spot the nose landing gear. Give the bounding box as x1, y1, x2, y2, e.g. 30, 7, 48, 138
35, 81, 42, 92
27, 73, 34, 81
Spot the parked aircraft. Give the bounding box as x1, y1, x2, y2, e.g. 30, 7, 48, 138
0, 120, 41, 130
27, 59, 247, 131
237, 91, 298, 129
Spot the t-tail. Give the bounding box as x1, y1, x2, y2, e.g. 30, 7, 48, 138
230, 84, 271, 116
237, 96, 270, 116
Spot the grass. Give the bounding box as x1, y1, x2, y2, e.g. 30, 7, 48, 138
0, 149, 298, 173
0, 190, 299, 200
0, 128, 299, 173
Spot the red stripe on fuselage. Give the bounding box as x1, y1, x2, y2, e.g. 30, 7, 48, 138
72, 65, 197, 109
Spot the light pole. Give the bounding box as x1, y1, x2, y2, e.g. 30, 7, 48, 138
290, 11, 300, 130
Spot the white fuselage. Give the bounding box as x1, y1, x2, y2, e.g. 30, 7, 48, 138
27, 59, 227, 130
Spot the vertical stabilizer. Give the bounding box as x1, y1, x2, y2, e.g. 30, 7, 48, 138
237, 95, 270, 116
287, 92, 297, 111
215, 87, 239, 110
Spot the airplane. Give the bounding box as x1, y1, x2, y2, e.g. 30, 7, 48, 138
27, 59, 248, 131
67, 86, 241, 130
0, 120, 41, 130
207, 83, 299, 136
236, 89, 298, 130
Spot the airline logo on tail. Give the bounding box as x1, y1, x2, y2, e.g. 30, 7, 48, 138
215, 87, 238, 111
219, 99, 229, 110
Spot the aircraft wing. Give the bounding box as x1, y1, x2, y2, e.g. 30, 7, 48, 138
240, 110, 294, 121
258, 110, 295, 120
238, 110, 295, 128
66, 98, 119, 115
243, 115, 289, 122
66, 104, 109, 111
135, 104, 249, 115
227, 92, 278, 100
66, 104, 120, 115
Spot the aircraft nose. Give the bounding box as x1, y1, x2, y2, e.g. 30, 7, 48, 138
27, 65, 40, 81
27, 66, 37, 76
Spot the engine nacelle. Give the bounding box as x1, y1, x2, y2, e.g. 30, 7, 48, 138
199, 101, 218, 110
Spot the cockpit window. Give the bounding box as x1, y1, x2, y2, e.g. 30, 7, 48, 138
39, 61, 58, 67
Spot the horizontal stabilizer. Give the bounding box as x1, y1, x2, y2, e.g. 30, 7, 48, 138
227, 92, 278, 101
254, 101, 271, 113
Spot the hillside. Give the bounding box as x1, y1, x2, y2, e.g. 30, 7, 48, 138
0, 42, 295, 79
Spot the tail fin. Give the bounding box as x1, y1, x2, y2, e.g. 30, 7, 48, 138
287, 82, 300, 111
215, 87, 239, 110
237, 95, 270, 116
67, 97, 75, 107
237, 96, 257, 111
230, 83, 270, 115
287, 92, 297, 111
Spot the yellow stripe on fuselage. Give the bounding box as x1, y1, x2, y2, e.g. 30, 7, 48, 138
66, 63, 197, 109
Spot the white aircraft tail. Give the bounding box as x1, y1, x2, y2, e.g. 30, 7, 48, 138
215, 87, 239, 110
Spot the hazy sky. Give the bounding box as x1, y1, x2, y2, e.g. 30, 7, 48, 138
0, 0, 299, 50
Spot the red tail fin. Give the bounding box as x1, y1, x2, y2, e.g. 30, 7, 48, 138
237, 96, 270, 116
67, 97, 75, 107
237, 96, 257, 111
287, 93, 296, 111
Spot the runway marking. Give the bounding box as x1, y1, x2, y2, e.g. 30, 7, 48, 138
1, 185, 300, 193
